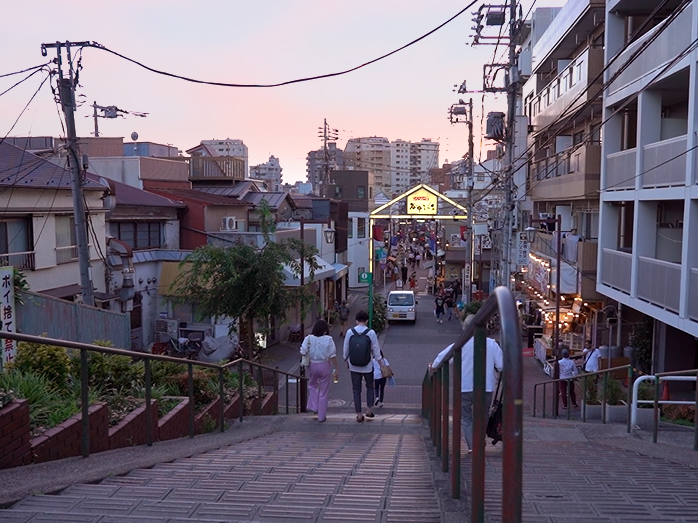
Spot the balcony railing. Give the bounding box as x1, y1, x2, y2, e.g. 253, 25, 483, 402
0, 251, 35, 270
530, 47, 604, 131
642, 135, 687, 188
690, 269, 698, 322
56, 245, 79, 265
189, 156, 244, 180
637, 256, 681, 313
608, 4, 693, 94
601, 248, 632, 294
530, 143, 601, 199
605, 149, 636, 190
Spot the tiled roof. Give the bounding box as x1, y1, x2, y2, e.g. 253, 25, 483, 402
85, 173, 185, 208
242, 191, 294, 210
196, 181, 259, 197
153, 188, 253, 206
0, 141, 104, 190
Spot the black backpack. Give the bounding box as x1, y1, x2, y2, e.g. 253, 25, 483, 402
348, 328, 372, 366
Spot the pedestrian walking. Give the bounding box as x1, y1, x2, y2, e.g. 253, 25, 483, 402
430, 316, 504, 451
415, 252, 421, 267
434, 293, 445, 324
401, 264, 408, 283
558, 348, 578, 409
300, 320, 340, 422
343, 310, 382, 422
372, 350, 392, 408
445, 292, 454, 321
337, 300, 351, 337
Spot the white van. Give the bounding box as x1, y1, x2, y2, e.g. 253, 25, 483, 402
386, 291, 417, 324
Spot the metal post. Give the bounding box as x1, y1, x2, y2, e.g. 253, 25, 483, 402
239, 360, 245, 421
145, 358, 153, 445
554, 215, 562, 358
299, 218, 307, 412
653, 376, 659, 443
471, 325, 486, 523
92, 101, 99, 137
369, 217, 375, 329
80, 348, 89, 458
452, 344, 462, 499
188, 363, 195, 437
435, 368, 442, 458
219, 367, 225, 432
442, 359, 449, 473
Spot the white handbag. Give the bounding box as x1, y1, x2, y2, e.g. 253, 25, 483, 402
300, 337, 311, 367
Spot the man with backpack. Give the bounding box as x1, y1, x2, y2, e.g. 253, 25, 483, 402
343, 310, 382, 422
337, 300, 351, 337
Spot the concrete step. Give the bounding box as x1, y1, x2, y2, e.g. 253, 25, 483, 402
5, 427, 444, 523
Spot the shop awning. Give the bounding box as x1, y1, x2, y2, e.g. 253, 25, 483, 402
283, 255, 335, 286
332, 262, 348, 281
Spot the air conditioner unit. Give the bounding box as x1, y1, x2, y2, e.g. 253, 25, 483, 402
221, 216, 238, 231
155, 318, 179, 342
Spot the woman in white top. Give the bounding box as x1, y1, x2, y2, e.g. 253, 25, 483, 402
300, 320, 339, 422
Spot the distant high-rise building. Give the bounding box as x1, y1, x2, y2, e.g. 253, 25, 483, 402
200, 139, 248, 177
250, 155, 283, 192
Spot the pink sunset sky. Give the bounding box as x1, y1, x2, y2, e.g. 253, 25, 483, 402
1, 0, 563, 184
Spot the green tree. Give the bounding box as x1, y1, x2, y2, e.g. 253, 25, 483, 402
171, 201, 318, 359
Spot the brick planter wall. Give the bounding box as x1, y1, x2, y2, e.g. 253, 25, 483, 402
157, 398, 189, 442
31, 403, 109, 465
224, 394, 241, 419
108, 401, 159, 450
0, 400, 31, 469
195, 397, 222, 434
259, 391, 278, 416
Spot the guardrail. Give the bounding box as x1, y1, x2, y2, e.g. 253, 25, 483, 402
631, 370, 698, 451
0, 331, 307, 458
533, 365, 633, 433
422, 286, 523, 523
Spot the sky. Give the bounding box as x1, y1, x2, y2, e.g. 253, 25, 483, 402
1, 0, 564, 184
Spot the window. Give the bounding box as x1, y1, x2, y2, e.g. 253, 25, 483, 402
334, 185, 343, 199
0, 218, 33, 269
357, 218, 366, 238
111, 222, 162, 250
357, 186, 366, 199
55, 215, 77, 264
348, 218, 353, 239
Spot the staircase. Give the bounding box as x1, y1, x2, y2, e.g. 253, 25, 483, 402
3, 412, 451, 523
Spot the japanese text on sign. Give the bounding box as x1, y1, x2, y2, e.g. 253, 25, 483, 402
0, 267, 17, 369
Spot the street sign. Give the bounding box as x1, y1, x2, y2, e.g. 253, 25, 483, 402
516, 231, 530, 266
359, 271, 372, 284
380, 263, 386, 270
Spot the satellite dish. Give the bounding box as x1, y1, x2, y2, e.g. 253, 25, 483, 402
131, 132, 139, 141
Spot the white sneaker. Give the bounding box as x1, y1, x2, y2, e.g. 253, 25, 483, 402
378, 402, 384, 408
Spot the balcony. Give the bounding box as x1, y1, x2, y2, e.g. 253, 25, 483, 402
690, 268, 698, 322
189, 156, 244, 181
605, 149, 636, 190
642, 135, 687, 188
637, 256, 680, 313
608, 4, 693, 95
529, 144, 600, 200
0, 251, 35, 271
530, 48, 605, 132
601, 248, 632, 294
56, 245, 78, 265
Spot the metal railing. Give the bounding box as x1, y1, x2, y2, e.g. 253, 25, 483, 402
0, 331, 307, 459
422, 286, 523, 523
635, 369, 698, 451
533, 365, 633, 433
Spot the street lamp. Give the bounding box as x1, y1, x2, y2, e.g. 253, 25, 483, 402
323, 228, 336, 244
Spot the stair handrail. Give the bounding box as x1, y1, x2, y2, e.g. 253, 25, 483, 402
424, 286, 523, 523
0, 331, 307, 460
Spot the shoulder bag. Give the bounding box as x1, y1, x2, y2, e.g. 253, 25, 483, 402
300, 337, 311, 367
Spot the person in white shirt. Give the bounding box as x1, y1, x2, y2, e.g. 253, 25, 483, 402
558, 348, 578, 409
300, 320, 339, 422
343, 311, 382, 422
582, 340, 600, 373
372, 350, 391, 408
431, 317, 504, 450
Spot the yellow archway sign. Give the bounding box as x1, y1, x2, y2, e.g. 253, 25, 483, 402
407, 188, 438, 215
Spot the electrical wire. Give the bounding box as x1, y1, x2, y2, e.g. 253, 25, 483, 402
0, 71, 50, 149
0, 62, 51, 80
0, 66, 47, 99
85, 2, 478, 89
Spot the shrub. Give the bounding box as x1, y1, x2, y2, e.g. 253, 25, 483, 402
0, 370, 60, 428
174, 369, 218, 409
9, 340, 71, 388
603, 378, 625, 405
0, 387, 16, 408
72, 351, 144, 396
662, 404, 695, 425
371, 292, 387, 334
636, 380, 656, 408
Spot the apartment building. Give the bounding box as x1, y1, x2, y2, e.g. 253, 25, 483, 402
250, 155, 283, 192
598, 0, 698, 372
344, 137, 392, 193
391, 139, 439, 195
521, 0, 606, 309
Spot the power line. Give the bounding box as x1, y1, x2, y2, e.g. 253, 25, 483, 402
79, 3, 478, 89
0, 71, 50, 149
0, 62, 51, 79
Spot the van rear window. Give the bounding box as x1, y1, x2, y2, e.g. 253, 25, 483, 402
389, 294, 414, 306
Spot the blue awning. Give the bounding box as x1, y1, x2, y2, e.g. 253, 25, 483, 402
332, 262, 348, 281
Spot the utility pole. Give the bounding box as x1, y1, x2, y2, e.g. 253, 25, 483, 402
467, 98, 475, 304
318, 119, 338, 196
502, 0, 520, 290
43, 41, 95, 307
